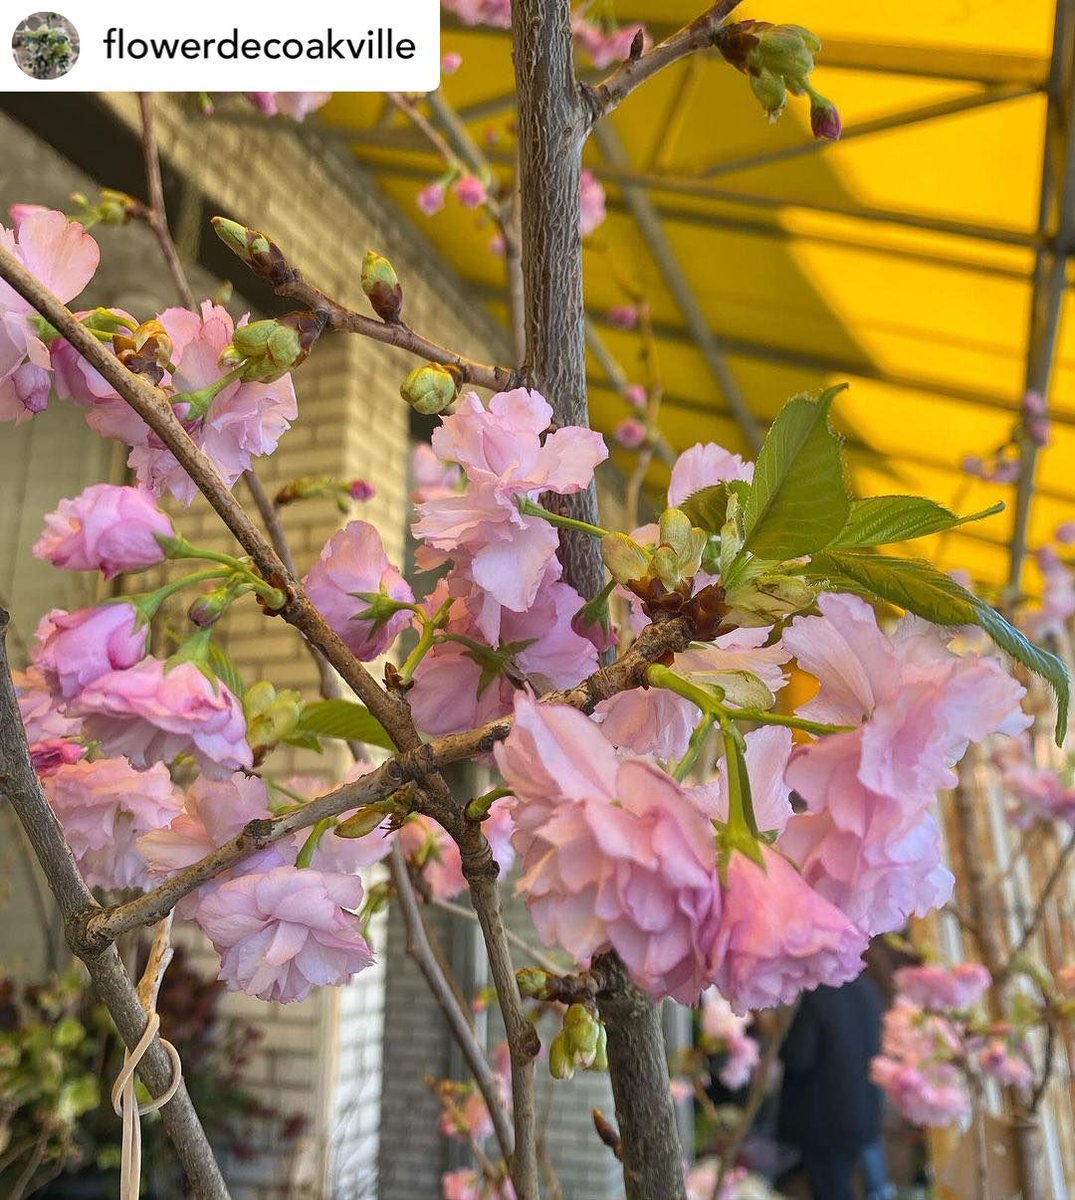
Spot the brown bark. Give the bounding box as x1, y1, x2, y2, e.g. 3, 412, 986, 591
0, 612, 230, 1200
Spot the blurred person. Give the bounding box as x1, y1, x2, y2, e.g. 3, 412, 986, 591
778, 975, 895, 1200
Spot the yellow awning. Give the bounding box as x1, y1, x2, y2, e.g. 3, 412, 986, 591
319, 1, 1074, 595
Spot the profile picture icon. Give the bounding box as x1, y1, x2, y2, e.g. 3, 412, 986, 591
12, 12, 79, 80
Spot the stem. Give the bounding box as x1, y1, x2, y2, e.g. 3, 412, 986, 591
295, 817, 334, 868
517, 496, 609, 540
138, 92, 197, 311
674, 713, 715, 782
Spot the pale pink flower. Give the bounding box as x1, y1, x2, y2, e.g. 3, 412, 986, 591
0, 209, 98, 423
979, 1040, 1034, 1089
411, 442, 462, 503
442, 51, 463, 74
782, 739, 955, 935
442, 1168, 516, 1200
303, 520, 415, 661
579, 169, 607, 237
1004, 766, 1075, 826
624, 383, 647, 409
418, 182, 447, 217
692, 727, 794, 836
245, 92, 331, 120
700, 991, 760, 1089
71, 657, 251, 778
1025, 547, 1075, 641
33, 484, 174, 579
614, 417, 647, 448
45, 758, 180, 891
594, 627, 788, 760
413, 388, 607, 614
454, 175, 488, 209
13, 667, 82, 744
441, 0, 512, 28
870, 1057, 971, 1127
130, 303, 298, 504
496, 694, 721, 1003
668, 442, 754, 506
33, 604, 148, 701
895, 963, 991, 1012
707, 845, 867, 1013
195, 866, 373, 1002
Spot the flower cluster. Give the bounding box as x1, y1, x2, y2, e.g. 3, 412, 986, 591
871, 962, 1035, 1126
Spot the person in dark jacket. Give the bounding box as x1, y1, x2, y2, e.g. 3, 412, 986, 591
777, 975, 894, 1200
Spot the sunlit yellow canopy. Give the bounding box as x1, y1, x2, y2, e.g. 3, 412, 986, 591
319, 1, 1075, 597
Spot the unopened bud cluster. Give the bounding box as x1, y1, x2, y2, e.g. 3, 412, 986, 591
549, 1004, 607, 1080
401, 362, 461, 414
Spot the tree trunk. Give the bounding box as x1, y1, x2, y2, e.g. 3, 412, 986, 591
511, 5, 687, 1197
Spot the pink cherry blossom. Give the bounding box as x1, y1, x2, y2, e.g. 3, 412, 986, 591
624, 383, 647, 409
410, 573, 597, 736
442, 51, 463, 74
245, 92, 331, 120
1003, 765, 1075, 826
1025, 547, 1075, 641
411, 442, 462, 503
894, 963, 991, 1012
0, 209, 99, 423
496, 694, 722, 1003
303, 520, 415, 661
33, 604, 148, 701
30, 738, 86, 777
579, 169, 607, 237
608, 306, 640, 330
979, 1039, 1034, 1089
13, 667, 82, 744
33, 484, 174, 579
418, 182, 447, 217
454, 175, 488, 209
614, 417, 647, 448
70, 657, 251, 778
707, 846, 867, 1014
442, 1168, 516, 1200
692, 727, 795, 836
413, 389, 607, 614
667, 442, 754, 507
45, 758, 180, 891
870, 1057, 970, 1127
700, 991, 760, 1089
594, 627, 788, 760
441, 0, 512, 29
195, 865, 373, 1002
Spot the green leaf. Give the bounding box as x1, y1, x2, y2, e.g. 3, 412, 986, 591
294, 700, 396, 750
206, 641, 246, 699
679, 481, 751, 533
742, 384, 850, 560
830, 496, 1005, 549
811, 549, 1070, 744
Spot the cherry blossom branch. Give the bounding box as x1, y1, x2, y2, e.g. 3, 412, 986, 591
389, 842, 517, 1164
1001, 830, 1075, 976
0, 244, 422, 756
82, 616, 691, 947
137, 93, 197, 311
583, 1, 746, 125
0, 612, 229, 1200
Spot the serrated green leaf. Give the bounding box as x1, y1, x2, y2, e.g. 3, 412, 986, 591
206, 642, 246, 698
812, 549, 1069, 744
830, 496, 1005, 549
294, 700, 395, 750
742, 385, 850, 560
679, 481, 751, 533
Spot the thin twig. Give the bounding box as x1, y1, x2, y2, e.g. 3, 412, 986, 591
432, 895, 563, 974
711, 1005, 795, 1200
138, 94, 197, 310
583, 1, 746, 126
1002, 831, 1075, 976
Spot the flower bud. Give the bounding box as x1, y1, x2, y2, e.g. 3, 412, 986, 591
335, 799, 397, 839
653, 509, 707, 589
114, 319, 175, 383
809, 90, 842, 140
751, 24, 820, 93
361, 251, 404, 324
600, 533, 651, 586
400, 363, 460, 414
188, 586, 233, 628
549, 1031, 575, 1081
222, 312, 324, 383
211, 217, 295, 287
749, 69, 788, 121
563, 1003, 601, 1066
516, 967, 554, 1000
